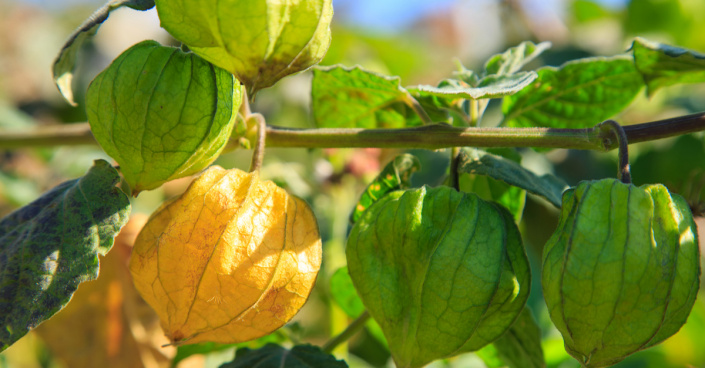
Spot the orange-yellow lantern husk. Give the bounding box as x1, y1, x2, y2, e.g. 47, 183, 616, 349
129, 166, 322, 345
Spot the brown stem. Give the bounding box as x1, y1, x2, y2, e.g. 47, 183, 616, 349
2, 112, 705, 151
248, 113, 267, 173
599, 120, 631, 184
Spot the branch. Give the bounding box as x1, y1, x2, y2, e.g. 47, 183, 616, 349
1, 112, 704, 151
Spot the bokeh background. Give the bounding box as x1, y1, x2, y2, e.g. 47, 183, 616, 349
1, 0, 704, 367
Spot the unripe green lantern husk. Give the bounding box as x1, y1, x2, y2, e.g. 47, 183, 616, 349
347, 186, 531, 368
542, 179, 701, 368
86, 40, 242, 195
154, 0, 333, 96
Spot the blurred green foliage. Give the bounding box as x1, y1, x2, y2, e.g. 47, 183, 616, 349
0, 0, 704, 367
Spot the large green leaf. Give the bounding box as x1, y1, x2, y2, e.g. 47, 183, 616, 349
156, 0, 333, 96
350, 154, 420, 223
312, 66, 418, 128
476, 308, 546, 368
0, 160, 130, 351
52, 0, 155, 105
458, 148, 567, 208
484, 41, 552, 76
86, 40, 242, 194
502, 56, 643, 128
454, 149, 526, 222
409, 72, 537, 101
347, 186, 530, 368
631, 37, 705, 95
219, 344, 348, 368
329, 267, 387, 346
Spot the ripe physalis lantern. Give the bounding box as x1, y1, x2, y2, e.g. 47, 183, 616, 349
129, 166, 322, 345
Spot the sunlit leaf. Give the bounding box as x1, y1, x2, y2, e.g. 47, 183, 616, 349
52, 0, 155, 105
410, 72, 537, 101
502, 56, 643, 128
312, 65, 417, 128
631, 37, 705, 95
0, 159, 131, 351
484, 41, 552, 76
458, 148, 567, 208
350, 154, 420, 223
219, 343, 348, 368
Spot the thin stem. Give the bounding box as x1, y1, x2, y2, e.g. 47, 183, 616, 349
450, 147, 461, 190
599, 119, 631, 184
2, 112, 705, 151
403, 93, 434, 125
266, 124, 602, 150
322, 311, 371, 354
248, 113, 267, 173
469, 99, 480, 127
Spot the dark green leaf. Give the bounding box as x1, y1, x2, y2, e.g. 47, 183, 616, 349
477, 308, 546, 368
409, 72, 537, 101
484, 41, 552, 76
329, 267, 388, 347
312, 66, 418, 128
0, 159, 130, 351
220, 344, 348, 368
172, 333, 287, 368
350, 154, 420, 223
502, 56, 643, 128
458, 148, 567, 208
52, 0, 155, 105
631, 37, 705, 95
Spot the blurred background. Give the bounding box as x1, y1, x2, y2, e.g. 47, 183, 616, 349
1, 0, 705, 367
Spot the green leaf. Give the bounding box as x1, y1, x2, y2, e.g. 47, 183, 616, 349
172, 332, 287, 368
502, 56, 643, 128
330, 267, 365, 317
52, 0, 155, 106
347, 186, 531, 368
571, 0, 611, 23
0, 159, 130, 351
484, 41, 552, 76
86, 40, 242, 195
219, 344, 348, 368
350, 154, 420, 223
329, 267, 388, 347
458, 148, 567, 208
455, 149, 525, 222
631, 37, 705, 95
312, 65, 418, 128
477, 308, 546, 368
458, 175, 526, 222
409, 72, 537, 101
156, 0, 333, 96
